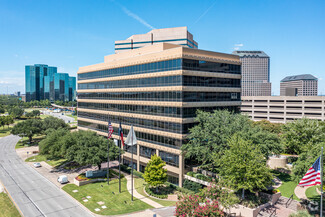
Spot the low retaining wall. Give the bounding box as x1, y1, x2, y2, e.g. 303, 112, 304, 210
267, 156, 287, 169
227, 192, 281, 217
74, 178, 106, 186
184, 175, 210, 186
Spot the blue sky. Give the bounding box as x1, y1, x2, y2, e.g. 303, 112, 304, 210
0, 0, 324, 95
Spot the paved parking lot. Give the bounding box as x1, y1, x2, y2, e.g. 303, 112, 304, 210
0, 135, 94, 217
43, 110, 75, 124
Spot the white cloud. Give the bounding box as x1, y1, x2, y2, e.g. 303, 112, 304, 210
234, 43, 244, 50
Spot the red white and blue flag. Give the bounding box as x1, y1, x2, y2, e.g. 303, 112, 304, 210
108, 120, 113, 139
298, 156, 321, 187
118, 122, 125, 147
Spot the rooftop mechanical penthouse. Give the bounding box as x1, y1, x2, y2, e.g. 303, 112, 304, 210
77, 43, 241, 186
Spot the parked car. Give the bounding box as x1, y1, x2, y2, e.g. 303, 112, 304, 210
57, 175, 68, 184
33, 162, 41, 168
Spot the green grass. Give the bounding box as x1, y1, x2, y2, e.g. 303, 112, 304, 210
274, 171, 300, 201
40, 114, 51, 119
25, 154, 67, 168
0, 192, 21, 217
63, 179, 152, 215
15, 135, 45, 149
305, 185, 320, 202
0, 125, 12, 137
134, 177, 177, 207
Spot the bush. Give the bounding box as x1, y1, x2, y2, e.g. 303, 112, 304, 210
145, 185, 168, 199
183, 179, 203, 193
287, 156, 298, 164
120, 165, 143, 178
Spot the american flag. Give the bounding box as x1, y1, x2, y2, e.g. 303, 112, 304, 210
107, 120, 113, 139
118, 122, 125, 147
298, 156, 321, 187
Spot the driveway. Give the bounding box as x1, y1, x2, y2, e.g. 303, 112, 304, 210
0, 135, 94, 217
43, 110, 75, 124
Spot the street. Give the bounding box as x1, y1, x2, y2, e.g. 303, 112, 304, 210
0, 135, 94, 217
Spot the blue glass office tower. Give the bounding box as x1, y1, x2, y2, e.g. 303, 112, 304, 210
25, 64, 76, 102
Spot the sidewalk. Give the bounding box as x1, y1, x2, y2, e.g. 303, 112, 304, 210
126, 175, 163, 209
294, 185, 308, 199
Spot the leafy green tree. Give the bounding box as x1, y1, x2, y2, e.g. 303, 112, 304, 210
0, 106, 5, 114
65, 130, 119, 169
42, 116, 68, 133
11, 119, 43, 143
281, 118, 325, 155
143, 154, 167, 191
182, 110, 282, 171
8, 106, 24, 119
218, 134, 273, 199
39, 128, 70, 158
4, 116, 14, 128
252, 120, 283, 134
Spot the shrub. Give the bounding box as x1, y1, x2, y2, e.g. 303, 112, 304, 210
183, 179, 203, 193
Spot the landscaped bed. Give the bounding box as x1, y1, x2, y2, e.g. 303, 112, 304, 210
272, 170, 300, 201
134, 178, 177, 207
63, 178, 153, 215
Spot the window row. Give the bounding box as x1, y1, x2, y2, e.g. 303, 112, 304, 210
78, 102, 239, 118
78, 91, 240, 102
78, 120, 184, 149
78, 111, 196, 134
78, 76, 240, 90
78, 59, 241, 80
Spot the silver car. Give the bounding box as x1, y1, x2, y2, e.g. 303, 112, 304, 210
33, 162, 41, 168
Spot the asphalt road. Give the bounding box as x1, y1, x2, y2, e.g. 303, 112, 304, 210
43, 111, 75, 124
0, 135, 94, 217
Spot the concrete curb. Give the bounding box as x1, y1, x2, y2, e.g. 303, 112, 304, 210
0, 179, 24, 217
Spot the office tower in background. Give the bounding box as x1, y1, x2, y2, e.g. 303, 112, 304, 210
25, 64, 76, 102
233, 51, 271, 96
280, 74, 318, 96
114, 27, 198, 53
77, 43, 241, 186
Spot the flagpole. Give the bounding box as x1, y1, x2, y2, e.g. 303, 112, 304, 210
107, 119, 110, 185
131, 126, 134, 201
321, 146, 323, 217
118, 137, 121, 193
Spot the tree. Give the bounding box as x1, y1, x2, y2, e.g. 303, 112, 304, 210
39, 128, 70, 158
143, 154, 167, 191
252, 120, 283, 134
0, 106, 5, 114
4, 115, 14, 128
65, 130, 120, 169
281, 118, 325, 155
11, 119, 43, 143
182, 110, 282, 171
42, 116, 68, 133
8, 106, 24, 119
218, 134, 273, 199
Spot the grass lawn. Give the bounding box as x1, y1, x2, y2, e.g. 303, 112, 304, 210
63, 178, 152, 215
25, 154, 67, 168
274, 171, 300, 201
305, 186, 320, 202
0, 192, 21, 217
134, 177, 177, 207
15, 135, 46, 149
0, 125, 12, 137
40, 114, 51, 119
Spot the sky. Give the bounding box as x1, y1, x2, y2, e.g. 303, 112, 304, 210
0, 0, 324, 95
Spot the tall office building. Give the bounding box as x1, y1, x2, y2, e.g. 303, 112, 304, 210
114, 27, 198, 53
232, 51, 271, 96
280, 74, 318, 96
25, 64, 76, 102
77, 43, 241, 186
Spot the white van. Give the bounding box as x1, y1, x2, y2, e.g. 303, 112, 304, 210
57, 175, 68, 184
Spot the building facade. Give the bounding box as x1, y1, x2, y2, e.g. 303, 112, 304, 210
280, 74, 318, 96
232, 51, 271, 96
115, 27, 198, 53
77, 43, 241, 186
241, 96, 325, 123
25, 64, 76, 102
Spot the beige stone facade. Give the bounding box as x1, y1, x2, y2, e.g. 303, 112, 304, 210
241, 96, 325, 123
77, 43, 241, 186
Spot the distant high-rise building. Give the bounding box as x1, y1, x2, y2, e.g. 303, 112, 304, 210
233, 51, 271, 96
25, 64, 76, 102
114, 27, 198, 53
280, 74, 318, 96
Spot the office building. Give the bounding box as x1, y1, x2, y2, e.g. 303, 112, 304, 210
241, 96, 325, 123
115, 27, 198, 53
25, 64, 76, 102
77, 43, 241, 186
232, 51, 271, 96
280, 74, 318, 96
